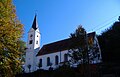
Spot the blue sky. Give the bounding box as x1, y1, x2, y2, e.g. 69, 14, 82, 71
13, 0, 120, 47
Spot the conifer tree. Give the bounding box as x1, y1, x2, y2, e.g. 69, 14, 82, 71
98, 16, 120, 63
68, 26, 99, 77
0, 0, 23, 77
68, 25, 88, 64
68, 25, 100, 65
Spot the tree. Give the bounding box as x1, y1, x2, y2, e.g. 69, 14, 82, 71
98, 16, 120, 63
68, 25, 88, 65
68, 25, 90, 77
0, 0, 23, 77
18, 40, 26, 64
69, 25, 101, 64
68, 25, 101, 77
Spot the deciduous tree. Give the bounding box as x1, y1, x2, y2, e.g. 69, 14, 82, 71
0, 0, 23, 77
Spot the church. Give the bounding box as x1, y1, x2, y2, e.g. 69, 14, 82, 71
24, 15, 102, 73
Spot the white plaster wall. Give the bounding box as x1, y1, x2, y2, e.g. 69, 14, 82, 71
36, 36, 102, 70
36, 50, 69, 70
95, 36, 102, 60
27, 28, 35, 51
25, 50, 34, 72
34, 28, 40, 49
25, 28, 35, 72
25, 28, 40, 73
93, 36, 102, 63
25, 31, 102, 72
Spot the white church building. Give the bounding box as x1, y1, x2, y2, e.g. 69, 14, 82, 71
24, 15, 102, 73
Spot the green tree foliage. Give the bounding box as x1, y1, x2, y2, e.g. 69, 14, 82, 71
68, 26, 101, 77
69, 25, 101, 65
98, 17, 120, 63
0, 0, 23, 77
18, 40, 26, 64
68, 25, 89, 64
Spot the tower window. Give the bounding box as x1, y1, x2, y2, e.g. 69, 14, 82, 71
30, 34, 33, 37
29, 40, 33, 44
37, 35, 38, 37
36, 41, 38, 44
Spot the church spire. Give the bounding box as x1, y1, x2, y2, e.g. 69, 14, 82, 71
32, 15, 38, 30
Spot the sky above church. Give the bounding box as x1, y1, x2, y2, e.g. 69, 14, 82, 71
13, 0, 120, 47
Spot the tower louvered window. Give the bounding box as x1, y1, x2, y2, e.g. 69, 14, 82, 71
29, 40, 33, 44
36, 41, 38, 44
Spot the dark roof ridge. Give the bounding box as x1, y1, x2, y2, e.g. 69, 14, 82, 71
37, 32, 96, 56
42, 32, 96, 47
43, 38, 70, 46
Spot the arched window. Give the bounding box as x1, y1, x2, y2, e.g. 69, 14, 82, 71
64, 54, 68, 62
55, 55, 59, 65
38, 59, 42, 68
47, 57, 50, 66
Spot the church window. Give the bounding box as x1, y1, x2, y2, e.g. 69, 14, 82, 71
47, 57, 50, 66
98, 54, 100, 59
30, 34, 33, 37
39, 59, 42, 68
36, 41, 38, 44
37, 35, 38, 37
55, 55, 59, 65
29, 40, 33, 44
64, 54, 68, 62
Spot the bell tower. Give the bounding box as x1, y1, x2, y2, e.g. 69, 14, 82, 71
25, 15, 41, 73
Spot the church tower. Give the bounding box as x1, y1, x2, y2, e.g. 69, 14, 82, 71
25, 15, 41, 73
